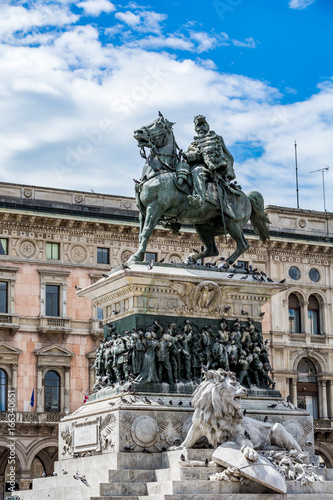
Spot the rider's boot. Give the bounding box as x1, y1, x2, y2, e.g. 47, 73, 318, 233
188, 175, 205, 209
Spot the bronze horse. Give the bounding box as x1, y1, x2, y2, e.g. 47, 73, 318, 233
127, 115, 269, 266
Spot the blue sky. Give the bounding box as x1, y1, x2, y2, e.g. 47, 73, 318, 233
0, 0, 332, 211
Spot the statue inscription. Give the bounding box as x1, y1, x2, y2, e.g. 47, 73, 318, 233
73, 418, 100, 453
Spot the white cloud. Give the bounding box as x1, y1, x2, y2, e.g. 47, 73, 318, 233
0, 2, 331, 212
129, 35, 194, 51
76, 0, 115, 16
115, 11, 141, 26
114, 9, 167, 34
190, 32, 219, 53
289, 0, 316, 10
232, 37, 257, 48
0, 3, 78, 40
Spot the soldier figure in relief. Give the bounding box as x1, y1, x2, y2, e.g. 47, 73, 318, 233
183, 115, 237, 216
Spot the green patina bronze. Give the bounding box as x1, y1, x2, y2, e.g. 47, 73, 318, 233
128, 113, 270, 267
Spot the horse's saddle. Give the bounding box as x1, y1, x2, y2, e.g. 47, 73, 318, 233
173, 172, 239, 210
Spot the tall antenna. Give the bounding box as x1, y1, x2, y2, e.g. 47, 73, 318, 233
310, 166, 330, 238
310, 166, 329, 212
294, 141, 300, 209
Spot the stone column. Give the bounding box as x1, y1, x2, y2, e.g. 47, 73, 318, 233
300, 299, 307, 333
11, 364, 18, 410
291, 377, 298, 405
36, 365, 43, 412
19, 475, 33, 491
320, 380, 328, 419
64, 367, 70, 413
329, 381, 333, 419
62, 283, 67, 317
40, 281, 46, 316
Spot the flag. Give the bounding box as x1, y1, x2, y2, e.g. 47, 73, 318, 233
30, 389, 35, 408
83, 391, 89, 404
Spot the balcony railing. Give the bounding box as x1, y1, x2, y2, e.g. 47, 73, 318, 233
314, 420, 333, 430
37, 316, 72, 337
290, 332, 306, 342
0, 313, 20, 335
311, 334, 327, 343
89, 318, 104, 338
0, 411, 66, 424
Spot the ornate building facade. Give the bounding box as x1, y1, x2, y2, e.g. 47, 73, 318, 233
0, 181, 332, 497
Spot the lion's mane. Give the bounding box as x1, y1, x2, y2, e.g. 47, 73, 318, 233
191, 369, 244, 448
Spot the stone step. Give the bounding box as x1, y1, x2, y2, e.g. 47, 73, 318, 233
55, 452, 162, 475
18, 488, 93, 500
286, 480, 333, 494
155, 465, 222, 482
138, 495, 333, 500
146, 479, 274, 496
287, 496, 333, 499
139, 495, 282, 500
161, 449, 213, 470
100, 482, 148, 496
108, 469, 156, 483
54, 454, 118, 475
91, 497, 140, 500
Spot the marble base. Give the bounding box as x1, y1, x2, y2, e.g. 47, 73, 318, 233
58, 389, 315, 463
18, 448, 332, 500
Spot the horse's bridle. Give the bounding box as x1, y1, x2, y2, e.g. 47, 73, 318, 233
139, 123, 181, 171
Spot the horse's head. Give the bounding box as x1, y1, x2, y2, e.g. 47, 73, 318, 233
134, 113, 175, 150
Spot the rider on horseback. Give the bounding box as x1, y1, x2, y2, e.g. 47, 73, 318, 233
183, 115, 238, 218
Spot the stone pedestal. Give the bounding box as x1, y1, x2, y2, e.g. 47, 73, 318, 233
77, 262, 285, 326
19, 263, 333, 500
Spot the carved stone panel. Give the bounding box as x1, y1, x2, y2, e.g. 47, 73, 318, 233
73, 417, 100, 453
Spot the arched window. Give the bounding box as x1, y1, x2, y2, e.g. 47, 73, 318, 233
0, 368, 8, 411
44, 370, 60, 413
288, 293, 301, 333
308, 295, 320, 335
297, 358, 318, 419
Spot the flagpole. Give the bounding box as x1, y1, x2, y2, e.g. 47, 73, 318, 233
294, 141, 300, 209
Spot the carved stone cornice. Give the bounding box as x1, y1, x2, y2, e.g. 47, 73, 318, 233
78, 263, 285, 323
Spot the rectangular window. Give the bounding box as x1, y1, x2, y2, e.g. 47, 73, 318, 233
46, 243, 60, 260
46, 285, 60, 316
0, 239, 8, 255
308, 310, 320, 335
289, 308, 301, 333
0, 282, 8, 313
97, 247, 109, 264
97, 306, 103, 320
145, 252, 158, 263
0, 369, 7, 411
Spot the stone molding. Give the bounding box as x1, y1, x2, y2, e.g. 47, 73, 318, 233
78, 264, 285, 323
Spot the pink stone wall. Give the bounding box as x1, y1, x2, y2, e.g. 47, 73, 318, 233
1, 261, 100, 413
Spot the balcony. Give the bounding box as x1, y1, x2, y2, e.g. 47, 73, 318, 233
290, 332, 306, 342
0, 313, 20, 335
311, 334, 327, 344
314, 420, 333, 430
0, 411, 66, 424
37, 316, 72, 338
89, 318, 104, 339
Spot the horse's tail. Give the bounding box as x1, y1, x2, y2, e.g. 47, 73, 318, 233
247, 191, 271, 244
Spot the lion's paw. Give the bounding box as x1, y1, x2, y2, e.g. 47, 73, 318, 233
241, 445, 258, 462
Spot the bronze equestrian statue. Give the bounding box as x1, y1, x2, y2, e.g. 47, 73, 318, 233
127, 113, 270, 267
